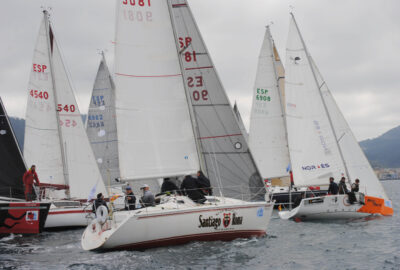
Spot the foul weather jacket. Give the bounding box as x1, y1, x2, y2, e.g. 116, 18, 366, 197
23, 169, 40, 190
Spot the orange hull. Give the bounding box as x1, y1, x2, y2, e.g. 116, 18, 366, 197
358, 196, 393, 216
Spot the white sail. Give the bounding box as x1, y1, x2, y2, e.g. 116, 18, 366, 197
114, 0, 199, 181
168, 0, 265, 201
285, 14, 346, 187
86, 54, 120, 187
24, 17, 65, 186
311, 57, 389, 200
25, 12, 107, 199
51, 39, 107, 199
248, 27, 290, 179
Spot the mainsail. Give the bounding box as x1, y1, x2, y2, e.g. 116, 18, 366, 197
285, 14, 347, 187
168, 0, 265, 200
312, 57, 389, 200
114, 0, 199, 183
24, 11, 107, 199
0, 97, 26, 199
86, 53, 120, 187
248, 26, 290, 180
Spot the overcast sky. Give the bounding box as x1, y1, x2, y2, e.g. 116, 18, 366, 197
0, 0, 399, 141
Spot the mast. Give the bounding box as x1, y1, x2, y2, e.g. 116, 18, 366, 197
267, 25, 290, 179
290, 13, 351, 184
43, 10, 70, 194
167, 0, 207, 175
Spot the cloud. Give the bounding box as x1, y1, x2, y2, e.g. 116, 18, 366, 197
0, 0, 398, 141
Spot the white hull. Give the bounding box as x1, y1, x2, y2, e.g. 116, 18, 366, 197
278, 194, 370, 221
82, 196, 274, 251
45, 201, 93, 229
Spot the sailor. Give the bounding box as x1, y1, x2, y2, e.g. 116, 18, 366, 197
92, 193, 108, 214
351, 179, 360, 192
338, 177, 349, 194
22, 165, 41, 201
327, 177, 339, 195
140, 184, 155, 207
160, 178, 180, 195
196, 171, 213, 195
181, 175, 206, 204
125, 186, 136, 210
347, 179, 360, 204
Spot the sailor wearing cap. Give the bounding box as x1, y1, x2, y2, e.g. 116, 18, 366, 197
125, 185, 136, 210
140, 184, 155, 207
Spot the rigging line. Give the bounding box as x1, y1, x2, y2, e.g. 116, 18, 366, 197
115, 72, 182, 78
25, 125, 58, 131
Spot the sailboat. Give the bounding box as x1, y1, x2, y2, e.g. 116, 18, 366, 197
86, 52, 120, 189
278, 13, 393, 220
0, 97, 51, 235
24, 11, 108, 228
81, 0, 273, 251
248, 26, 326, 209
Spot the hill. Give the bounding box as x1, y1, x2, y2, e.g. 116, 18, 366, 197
360, 126, 400, 168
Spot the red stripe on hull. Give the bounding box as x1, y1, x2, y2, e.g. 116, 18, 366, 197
138, 204, 267, 219
110, 230, 266, 251
49, 210, 91, 215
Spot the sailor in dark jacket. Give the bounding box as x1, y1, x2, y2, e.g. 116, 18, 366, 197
161, 178, 180, 194
327, 177, 339, 195
181, 175, 206, 204
125, 186, 136, 210
338, 177, 349, 194
196, 171, 213, 195
92, 193, 108, 214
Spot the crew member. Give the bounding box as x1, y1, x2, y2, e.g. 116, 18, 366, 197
92, 193, 108, 214
125, 186, 136, 210
348, 179, 360, 204
338, 177, 349, 194
140, 184, 155, 207
22, 165, 41, 201
327, 177, 338, 195
181, 175, 206, 204
160, 178, 180, 195
196, 171, 212, 195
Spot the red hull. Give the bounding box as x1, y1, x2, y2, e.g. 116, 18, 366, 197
0, 201, 50, 235
111, 230, 266, 251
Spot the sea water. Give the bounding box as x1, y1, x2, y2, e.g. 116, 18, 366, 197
1, 180, 399, 270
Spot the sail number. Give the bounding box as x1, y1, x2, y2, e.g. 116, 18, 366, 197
57, 104, 76, 113
122, 0, 151, 6
187, 76, 208, 101
123, 10, 152, 22
59, 119, 77, 128
32, 64, 47, 72
256, 88, 271, 102
30, 90, 49, 100
179, 36, 197, 62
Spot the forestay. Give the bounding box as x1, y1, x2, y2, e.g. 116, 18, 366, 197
248, 27, 290, 180
168, 0, 265, 201
86, 54, 120, 187
24, 17, 65, 187
114, 0, 199, 181
0, 97, 26, 199
312, 57, 389, 200
285, 14, 346, 187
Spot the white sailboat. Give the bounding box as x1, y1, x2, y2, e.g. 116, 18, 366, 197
24, 11, 108, 228
86, 52, 120, 189
278, 13, 393, 220
248, 26, 326, 208
81, 0, 273, 251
